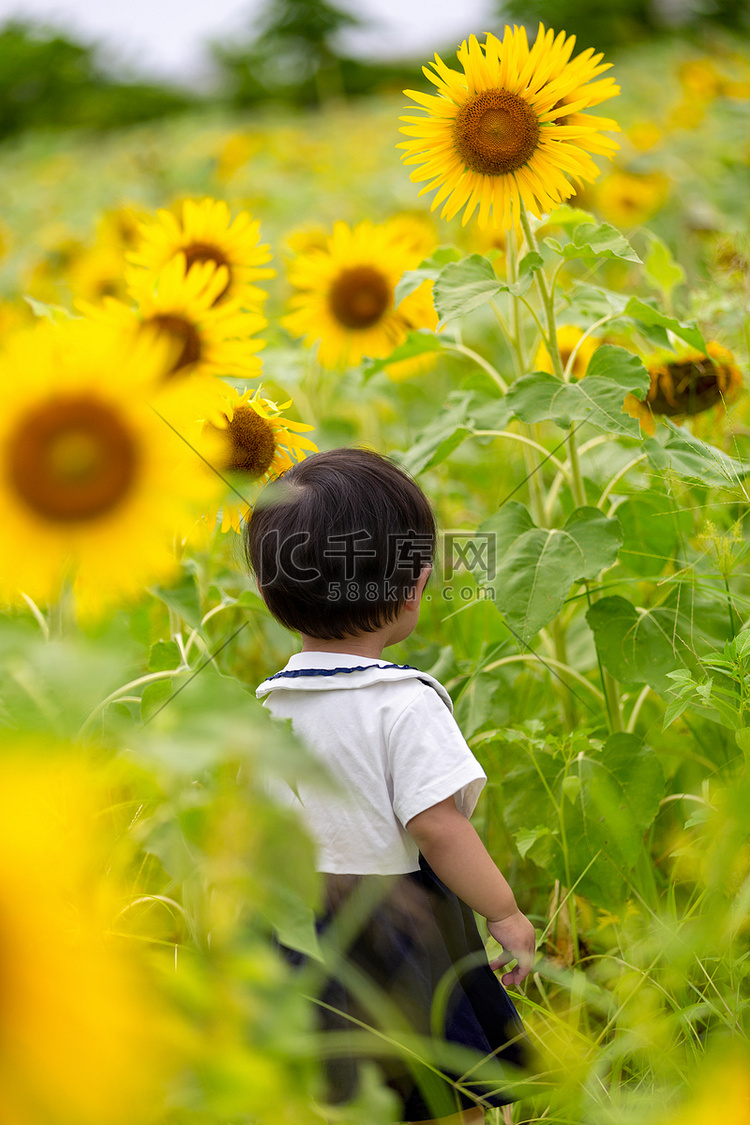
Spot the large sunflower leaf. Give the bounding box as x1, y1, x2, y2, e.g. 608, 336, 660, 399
501, 345, 649, 436
624, 296, 706, 352
545, 222, 641, 264
489, 507, 622, 644
586, 595, 684, 692
614, 492, 692, 578
433, 251, 543, 326
645, 420, 749, 488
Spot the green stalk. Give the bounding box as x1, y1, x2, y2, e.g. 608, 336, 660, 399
507, 220, 546, 528
519, 202, 623, 733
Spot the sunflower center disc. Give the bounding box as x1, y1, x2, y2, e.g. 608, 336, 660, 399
328, 267, 391, 330
453, 89, 540, 176
225, 406, 276, 477
149, 314, 203, 374
7, 396, 137, 522
182, 242, 232, 301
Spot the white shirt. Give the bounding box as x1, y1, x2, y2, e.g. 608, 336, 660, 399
256, 652, 487, 875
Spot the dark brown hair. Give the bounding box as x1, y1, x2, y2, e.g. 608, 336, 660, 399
244, 448, 436, 640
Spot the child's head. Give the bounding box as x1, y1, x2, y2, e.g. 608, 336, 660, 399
244, 448, 436, 641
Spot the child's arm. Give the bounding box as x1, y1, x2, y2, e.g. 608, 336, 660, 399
406, 796, 536, 987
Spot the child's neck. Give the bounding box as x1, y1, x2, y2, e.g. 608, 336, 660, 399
300, 634, 387, 659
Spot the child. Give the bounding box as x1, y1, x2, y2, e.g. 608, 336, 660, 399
246, 448, 535, 1125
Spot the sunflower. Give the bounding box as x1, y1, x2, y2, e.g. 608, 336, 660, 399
595, 170, 669, 228
0, 745, 176, 1125
0, 319, 222, 615
399, 24, 620, 229
204, 388, 317, 533
66, 241, 130, 304
128, 198, 274, 310
281, 219, 438, 370
535, 325, 600, 379
625, 342, 743, 434
80, 256, 266, 414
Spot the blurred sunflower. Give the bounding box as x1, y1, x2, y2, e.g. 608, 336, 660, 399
0, 320, 221, 614
281, 219, 438, 369
0, 746, 175, 1125
129, 198, 274, 310
535, 325, 600, 379
80, 256, 266, 412
66, 241, 129, 304
384, 212, 439, 260
595, 170, 670, 228
625, 342, 743, 434
399, 24, 620, 229
204, 388, 317, 533
96, 204, 151, 253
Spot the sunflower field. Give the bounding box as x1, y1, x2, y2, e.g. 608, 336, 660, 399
1, 19, 750, 1125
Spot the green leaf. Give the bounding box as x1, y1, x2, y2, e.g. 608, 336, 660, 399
514, 250, 544, 292
148, 640, 182, 672
736, 729, 750, 754
236, 589, 267, 612
562, 506, 624, 579
433, 254, 506, 325
140, 678, 173, 722
586, 596, 683, 692
646, 420, 749, 488
502, 345, 649, 436
393, 391, 474, 475
432, 251, 542, 326
454, 668, 508, 739
394, 245, 462, 305
544, 205, 598, 231
23, 295, 73, 322
362, 330, 442, 381
643, 235, 686, 301
490, 507, 622, 643
478, 501, 535, 565
570, 282, 629, 318
546, 222, 641, 264
565, 734, 664, 901
151, 571, 203, 629
614, 492, 690, 578
514, 824, 554, 859
624, 296, 706, 352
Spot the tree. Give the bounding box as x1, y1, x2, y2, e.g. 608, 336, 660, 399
212, 0, 396, 107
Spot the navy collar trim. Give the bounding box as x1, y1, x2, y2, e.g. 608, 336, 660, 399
266, 662, 420, 681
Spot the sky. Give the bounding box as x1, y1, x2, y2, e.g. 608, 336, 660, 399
0, 0, 497, 84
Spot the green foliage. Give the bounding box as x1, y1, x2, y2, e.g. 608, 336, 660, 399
0, 20, 192, 138
483, 503, 622, 643
545, 221, 641, 264
496, 0, 750, 52
211, 0, 416, 106
501, 345, 650, 436
498, 728, 664, 907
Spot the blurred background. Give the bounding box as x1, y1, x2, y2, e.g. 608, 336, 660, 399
0, 0, 746, 136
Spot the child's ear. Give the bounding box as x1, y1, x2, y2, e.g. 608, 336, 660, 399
405, 564, 432, 608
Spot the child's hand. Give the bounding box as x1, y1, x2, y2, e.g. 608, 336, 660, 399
487, 909, 536, 987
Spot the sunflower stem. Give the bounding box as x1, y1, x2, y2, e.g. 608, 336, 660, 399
443, 343, 509, 393
507, 220, 546, 527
